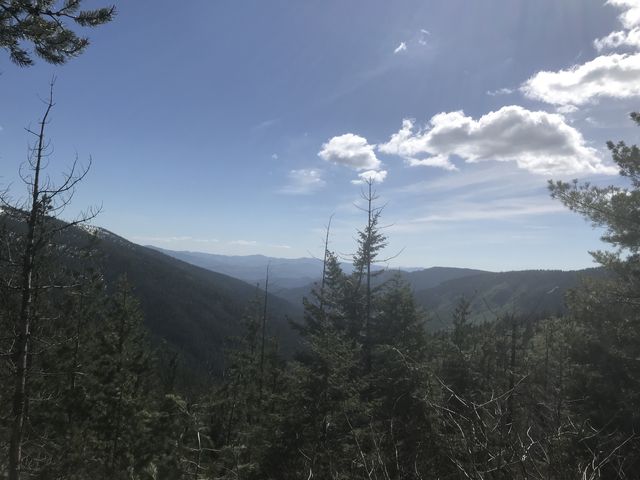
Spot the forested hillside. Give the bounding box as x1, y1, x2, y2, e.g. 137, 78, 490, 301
414, 268, 603, 328
0, 216, 300, 377
274, 266, 600, 329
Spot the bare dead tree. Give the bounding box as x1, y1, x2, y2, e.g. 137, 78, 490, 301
2, 80, 99, 480
318, 214, 334, 322
258, 262, 270, 402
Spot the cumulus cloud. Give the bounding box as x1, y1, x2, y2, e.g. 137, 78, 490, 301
595, 27, 640, 50
522, 1, 640, 107
394, 42, 407, 54
380, 119, 458, 171
319, 133, 381, 171
351, 169, 388, 185
521, 53, 640, 106
594, 0, 640, 50
609, 0, 640, 29
378, 106, 616, 175
279, 169, 326, 195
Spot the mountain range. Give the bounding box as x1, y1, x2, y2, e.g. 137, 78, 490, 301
153, 247, 601, 328
0, 214, 603, 380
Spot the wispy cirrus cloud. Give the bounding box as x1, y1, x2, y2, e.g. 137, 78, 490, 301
279, 169, 326, 195
229, 239, 258, 246
419, 29, 430, 46
133, 235, 219, 244
228, 239, 291, 250
389, 193, 567, 235
486, 87, 514, 97
394, 42, 407, 54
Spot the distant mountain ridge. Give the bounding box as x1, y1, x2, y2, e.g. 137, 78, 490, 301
147, 247, 324, 289
149, 247, 400, 289
150, 247, 601, 329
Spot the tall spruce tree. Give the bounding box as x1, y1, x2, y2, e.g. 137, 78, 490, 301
352, 178, 388, 373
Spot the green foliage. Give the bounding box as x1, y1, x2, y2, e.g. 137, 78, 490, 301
547, 112, 640, 476
0, 0, 115, 66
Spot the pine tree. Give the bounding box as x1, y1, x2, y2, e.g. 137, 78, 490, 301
0, 0, 115, 66
549, 112, 640, 474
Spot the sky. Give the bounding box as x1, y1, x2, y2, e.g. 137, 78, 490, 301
1, 0, 639, 271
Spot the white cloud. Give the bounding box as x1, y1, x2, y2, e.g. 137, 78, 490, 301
394, 42, 408, 54
269, 244, 292, 249
379, 106, 617, 175
403, 201, 566, 225
318, 133, 381, 171
419, 29, 431, 45
252, 118, 279, 131
487, 87, 514, 96
523, 1, 640, 107
380, 118, 459, 171
229, 239, 258, 246
609, 0, 640, 29
595, 0, 640, 50
394, 42, 407, 54
556, 105, 579, 114
406, 155, 459, 171
595, 27, 640, 50
133, 235, 219, 244
279, 169, 326, 195
271, 153, 279, 160
521, 53, 640, 106
351, 169, 388, 185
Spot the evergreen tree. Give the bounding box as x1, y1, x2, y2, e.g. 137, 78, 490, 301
367, 277, 434, 478
549, 112, 640, 474
352, 179, 388, 372
269, 251, 366, 479
0, 0, 115, 66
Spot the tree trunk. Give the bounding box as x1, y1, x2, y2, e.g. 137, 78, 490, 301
8, 95, 52, 480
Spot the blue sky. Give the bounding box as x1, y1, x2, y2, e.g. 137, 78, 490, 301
1, 0, 639, 271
